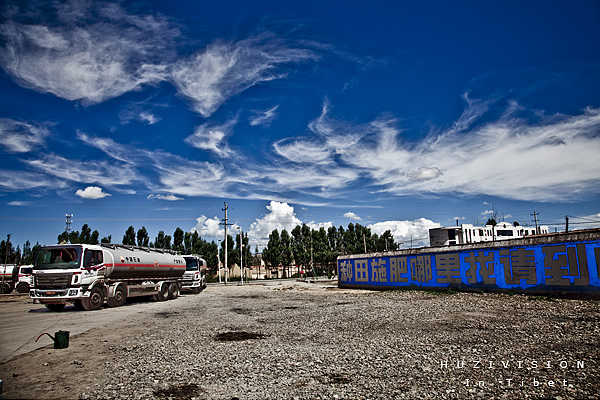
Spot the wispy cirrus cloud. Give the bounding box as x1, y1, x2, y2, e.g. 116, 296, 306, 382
0, 118, 49, 153
275, 97, 600, 202
147, 193, 183, 201
7, 200, 31, 206
170, 35, 317, 117
0, 1, 177, 104
184, 117, 237, 157
24, 154, 137, 186
0, 170, 66, 191
249, 105, 279, 126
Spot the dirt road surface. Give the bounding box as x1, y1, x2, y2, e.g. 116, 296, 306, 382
0, 281, 599, 400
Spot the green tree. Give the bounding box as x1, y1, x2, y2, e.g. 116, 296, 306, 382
154, 231, 166, 248
280, 229, 293, 277
184, 232, 192, 253
137, 226, 149, 247
164, 235, 172, 249
219, 235, 235, 268
90, 230, 99, 245
123, 226, 136, 245
101, 235, 112, 244
485, 218, 497, 226
263, 230, 281, 273
173, 227, 184, 252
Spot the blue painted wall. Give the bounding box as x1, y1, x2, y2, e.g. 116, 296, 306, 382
338, 240, 600, 292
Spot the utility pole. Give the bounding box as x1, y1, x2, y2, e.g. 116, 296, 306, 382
238, 227, 243, 285
220, 202, 233, 284
531, 210, 539, 235
65, 213, 73, 243
217, 241, 221, 283
410, 235, 413, 249
362, 233, 367, 253
2, 234, 10, 288
565, 216, 569, 233
310, 233, 314, 281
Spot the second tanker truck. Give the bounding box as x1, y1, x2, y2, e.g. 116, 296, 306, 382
30, 243, 187, 311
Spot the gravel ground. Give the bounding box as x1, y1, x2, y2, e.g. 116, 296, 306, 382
2, 281, 600, 399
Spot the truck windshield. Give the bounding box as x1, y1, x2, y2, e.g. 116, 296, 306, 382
20, 267, 33, 274
35, 247, 82, 270
184, 257, 198, 271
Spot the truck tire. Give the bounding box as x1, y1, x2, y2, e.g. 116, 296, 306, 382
0, 282, 13, 294
154, 282, 169, 301
45, 303, 66, 312
81, 287, 104, 311
107, 285, 127, 308
167, 282, 179, 299
16, 282, 30, 293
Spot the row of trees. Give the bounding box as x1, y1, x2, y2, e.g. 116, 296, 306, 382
262, 223, 396, 277
0, 239, 42, 265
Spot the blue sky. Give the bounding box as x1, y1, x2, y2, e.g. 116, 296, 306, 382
1, 0, 599, 249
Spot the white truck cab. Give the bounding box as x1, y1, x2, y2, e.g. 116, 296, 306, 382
180, 255, 207, 294
16, 265, 33, 293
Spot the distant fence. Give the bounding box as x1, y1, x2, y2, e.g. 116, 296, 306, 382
337, 230, 600, 294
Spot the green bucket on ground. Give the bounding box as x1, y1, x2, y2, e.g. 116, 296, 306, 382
53, 330, 69, 349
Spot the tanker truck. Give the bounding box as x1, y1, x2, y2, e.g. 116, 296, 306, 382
180, 254, 207, 294
30, 243, 186, 311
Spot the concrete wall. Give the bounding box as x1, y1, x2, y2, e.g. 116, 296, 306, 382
338, 229, 600, 294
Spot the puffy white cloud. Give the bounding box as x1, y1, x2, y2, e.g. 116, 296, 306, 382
248, 201, 302, 248
170, 36, 316, 117
481, 209, 494, 215
368, 218, 441, 248
192, 215, 238, 240
306, 221, 333, 231
344, 211, 361, 221
75, 186, 111, 199
0, 119, 49, 153
249, 105, 279, 126
184, 117, 237, 157
0, 2, 177, 104
147, 193, 183, 201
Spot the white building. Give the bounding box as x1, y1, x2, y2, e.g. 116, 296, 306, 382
429, 223, 549, 247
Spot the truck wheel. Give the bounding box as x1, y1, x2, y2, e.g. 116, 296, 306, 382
0, 282, 12, 294
167, 282, 179, 299
45, 303, 66, 312
16, 282, 30, 293
154, 282, 169, 301
107, 285, 127, 307
81, 287, 104, 311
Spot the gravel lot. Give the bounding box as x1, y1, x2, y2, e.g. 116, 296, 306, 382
1, 281, 599, 399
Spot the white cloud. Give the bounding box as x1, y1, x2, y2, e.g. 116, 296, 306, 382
306, 221, 333, 231
368, 218, 441, 248
273, 138, 331, 164
25, 154, 137, 186
75, 186, 111, 199
0, 170, 66, 191
0, 119, 49, 153
0, 2, 177, 104
170, 36, 316, 117
453, 216, 466, 221
184, 117, 237, 157
294, 98, 600, 202
481, 209, 494, 215
249, 105, 279, 126
7, 200, 30, 206
147, 193, 183, 201
77, 131, 135, 164
344, 211, 361, 221
192, 215, 239, 240
139, 112, 160, 125
248, 201, 302, 248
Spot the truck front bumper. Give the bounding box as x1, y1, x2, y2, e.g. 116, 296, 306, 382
30, 288, 85, 303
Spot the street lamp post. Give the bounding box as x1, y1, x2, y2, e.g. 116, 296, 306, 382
238, 227, 244, 285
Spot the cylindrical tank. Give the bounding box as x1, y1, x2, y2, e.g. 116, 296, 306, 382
100, 246, 186, 280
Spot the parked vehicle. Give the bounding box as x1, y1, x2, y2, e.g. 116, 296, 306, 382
0, 264, 17, 294
30, 244, 186, 311
15, 265, 33, 293
180, 255, 207, 294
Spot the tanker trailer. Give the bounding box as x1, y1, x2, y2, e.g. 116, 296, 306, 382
0, 264, 17, 293
180, 255, 207, 294
30, 244, 186, 311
